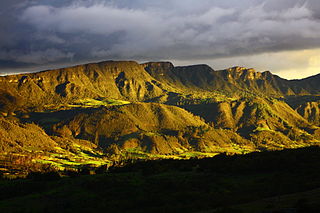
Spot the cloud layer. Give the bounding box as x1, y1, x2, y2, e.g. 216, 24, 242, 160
1, 0, 320, 77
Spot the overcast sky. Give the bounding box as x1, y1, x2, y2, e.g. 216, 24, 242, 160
1, 0, 320, 79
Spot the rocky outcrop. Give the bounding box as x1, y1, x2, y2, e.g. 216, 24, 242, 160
296, 101, 320, 126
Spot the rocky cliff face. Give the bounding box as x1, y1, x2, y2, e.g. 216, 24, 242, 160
296, 101, 320, 126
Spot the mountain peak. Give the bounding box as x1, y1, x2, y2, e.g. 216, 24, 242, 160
224, 66, 262, 80
142, 61, 174, 68
143, 62, 175, 77
227, 66, 256, 73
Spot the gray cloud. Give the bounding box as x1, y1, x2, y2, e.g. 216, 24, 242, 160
0, 49, 74, 64
1, 0, 320, 73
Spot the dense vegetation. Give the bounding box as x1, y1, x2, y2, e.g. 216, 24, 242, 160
0, 147, 319, 213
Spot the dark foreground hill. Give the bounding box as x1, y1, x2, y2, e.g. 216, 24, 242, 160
0, 60, 319, 176
0, 147, 319, 213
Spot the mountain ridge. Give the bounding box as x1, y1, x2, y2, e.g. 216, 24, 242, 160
1, 60, 320, 113
0, 60, 319, 175
1, 60, 318, 82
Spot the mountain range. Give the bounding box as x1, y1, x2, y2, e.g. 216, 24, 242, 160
0, 60, 319, 175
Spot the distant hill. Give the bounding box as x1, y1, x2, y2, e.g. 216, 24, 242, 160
144, 62, 320, 96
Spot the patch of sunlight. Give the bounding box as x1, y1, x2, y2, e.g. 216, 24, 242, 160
74, 98, 130, 107
179, 152, 219, 159
253, 127, 272, 132
144, 132, 162, 137
42, 98, 130, 112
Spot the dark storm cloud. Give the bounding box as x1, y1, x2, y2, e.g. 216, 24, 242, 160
1, 0, 320, 72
